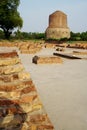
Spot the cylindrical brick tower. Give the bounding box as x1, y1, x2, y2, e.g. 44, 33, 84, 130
46, 10, 70, 39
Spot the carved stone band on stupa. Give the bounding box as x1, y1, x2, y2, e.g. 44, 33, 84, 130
46, 10, 70, 39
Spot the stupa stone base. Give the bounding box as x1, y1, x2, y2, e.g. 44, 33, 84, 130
46, 27, 70, 39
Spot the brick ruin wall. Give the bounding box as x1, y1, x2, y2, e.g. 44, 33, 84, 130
0, 50, 55, 130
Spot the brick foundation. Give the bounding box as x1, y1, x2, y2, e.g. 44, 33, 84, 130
0, 50, 55, 130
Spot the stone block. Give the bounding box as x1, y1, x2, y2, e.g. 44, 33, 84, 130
30, 114, 47, 123
21, 86, 36, 95
45, 43, 55, 48
32, 55, 63, 64
0, 57, 21, 66
0, 51, 18, 58
0, 79, 33, 92
0, 64, 24, 75
37, 124, 54, 129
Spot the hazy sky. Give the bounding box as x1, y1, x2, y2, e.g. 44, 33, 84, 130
18, 0, 87, 33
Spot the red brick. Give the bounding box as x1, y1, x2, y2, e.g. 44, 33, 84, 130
0, 51, 18, 58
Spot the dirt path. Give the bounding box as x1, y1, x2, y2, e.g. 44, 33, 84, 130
20, 48, 87, 130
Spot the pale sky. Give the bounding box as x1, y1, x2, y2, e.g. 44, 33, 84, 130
18, 0, 87, 33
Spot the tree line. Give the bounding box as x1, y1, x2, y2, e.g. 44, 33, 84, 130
70, 31, 87, 41
1, 30, 87, 41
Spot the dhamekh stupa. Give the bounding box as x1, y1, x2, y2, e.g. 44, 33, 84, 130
46, 10, 70, 39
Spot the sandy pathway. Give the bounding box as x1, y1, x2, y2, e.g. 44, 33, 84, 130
20, 48, 87, 130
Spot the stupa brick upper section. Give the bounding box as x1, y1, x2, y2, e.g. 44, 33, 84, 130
46, 10, 70, 39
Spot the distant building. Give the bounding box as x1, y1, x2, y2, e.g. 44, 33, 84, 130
45, 10, 70, 39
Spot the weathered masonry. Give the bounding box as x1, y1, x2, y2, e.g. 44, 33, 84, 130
46, 10, 70, 39
0, 50, 54, 130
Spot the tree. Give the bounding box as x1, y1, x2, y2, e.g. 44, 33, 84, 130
0, 0, 23, 39
80, 32, 87, 41
0, 30, 4, 39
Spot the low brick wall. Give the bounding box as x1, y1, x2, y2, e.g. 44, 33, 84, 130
68, 43, 87, 49
73, 51, 87, 55
0, 50, 54, 130
0, 41, 43, 54
32, 55, 63, 64
19, 43, 42, 54
57, 42, 87, 49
